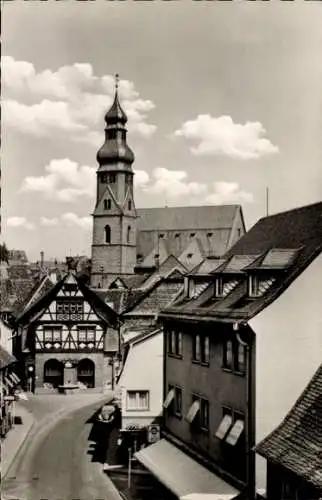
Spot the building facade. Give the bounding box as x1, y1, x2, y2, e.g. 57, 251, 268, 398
12, 265, 120, 391
153, 201, 322, 500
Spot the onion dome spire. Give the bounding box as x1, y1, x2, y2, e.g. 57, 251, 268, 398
96, 73, 134, 167
104, 73, 127, 125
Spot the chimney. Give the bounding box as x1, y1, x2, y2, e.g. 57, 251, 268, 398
40, 251, 44, 269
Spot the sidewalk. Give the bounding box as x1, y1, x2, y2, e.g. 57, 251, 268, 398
1, 403, 35, 479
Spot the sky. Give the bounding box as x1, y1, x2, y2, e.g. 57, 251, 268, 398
2, 1, 322, 262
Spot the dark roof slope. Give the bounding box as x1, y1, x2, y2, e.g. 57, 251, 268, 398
255, 363, 322, 489
226, 202, 322, 257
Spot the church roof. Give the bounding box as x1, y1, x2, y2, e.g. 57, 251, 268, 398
137, 205, 242, 231
255, 363, 322, 489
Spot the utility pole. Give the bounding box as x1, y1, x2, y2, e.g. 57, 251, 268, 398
266, 187, 269, 217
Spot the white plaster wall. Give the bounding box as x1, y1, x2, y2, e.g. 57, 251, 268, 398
0, 319, 13, 354
250, 251, 322, 491
117, 332, 163, 427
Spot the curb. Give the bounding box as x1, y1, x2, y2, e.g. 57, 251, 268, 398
1, 405, 36, 480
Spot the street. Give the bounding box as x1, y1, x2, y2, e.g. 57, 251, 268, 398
1, 392, 122, 500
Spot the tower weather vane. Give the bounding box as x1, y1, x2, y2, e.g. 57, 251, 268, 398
115, 73, 119, 92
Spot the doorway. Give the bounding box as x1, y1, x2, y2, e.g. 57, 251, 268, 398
44, 359, 64, 388
77, 358, 95, 388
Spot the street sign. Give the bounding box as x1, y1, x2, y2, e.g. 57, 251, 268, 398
147, 424, 160, 443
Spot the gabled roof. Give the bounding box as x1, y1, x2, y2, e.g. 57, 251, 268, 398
160, 202, 322, 324
13, 272, 119, 329
255, 363, 322, 489
137, 205, 242, 231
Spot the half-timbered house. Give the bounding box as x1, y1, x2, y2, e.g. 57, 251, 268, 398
12, 262, 120, 392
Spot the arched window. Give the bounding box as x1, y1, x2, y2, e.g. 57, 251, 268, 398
104, 199, 111, 210
128, 200, 132, 210
105, 225, 111, 244
127, 225, 131, 244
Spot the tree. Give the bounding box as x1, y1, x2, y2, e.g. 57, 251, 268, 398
0, 243, 9, 263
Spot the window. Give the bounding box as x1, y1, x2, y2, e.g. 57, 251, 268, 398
168, 330, 182, 357
105, 225, 111, 244
235, 342, 246, 373
186, 395, 209, 431
126, 390, 149, 411
159, 233, 164, 239
57, 301, 83, 318
44, 329, 53, 341
104, 199, 111, 210
249, 275, 260, 297
125, 174, 132, 185
223, 340, 233, 370
190, 232, 196, 238
127, 225, 131, 244
192, 334, 209, 364
215, 277, 223, 297
108, 129, 117, 139
192, 334, 201, 361
207, 232, 213, 238
175, 233, 180, 238
215, 407, 245, 446
128, 200, 132, 210
187, 253, 193, 259
44, 327, 62, 342
174, 386, 182, 416
78, 327, 96, 342
100, 173, 107, 183
107, 173, 116, 183
223, 338, 246, 375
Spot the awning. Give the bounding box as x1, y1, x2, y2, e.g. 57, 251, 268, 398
135, 439, 239, 500
163, 388, 175, 408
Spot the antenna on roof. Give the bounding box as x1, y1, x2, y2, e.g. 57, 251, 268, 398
266, 187, 269, 217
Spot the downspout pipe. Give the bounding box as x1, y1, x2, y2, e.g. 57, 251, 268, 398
235, 322, 255, 500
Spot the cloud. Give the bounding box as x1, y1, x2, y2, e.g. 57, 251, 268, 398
134, 169, 150, 188
61, 213, 92, 230
175, 114, 279, 160
6, 217, 35, 230
20, 159, 96, 202
2, 56, 156, 142
147, 168, 207, 199
40, 217, 59, 226
205, 182, 254, 204
134, 167, 253, 204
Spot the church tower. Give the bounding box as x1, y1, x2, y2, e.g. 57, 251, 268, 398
90, 75, 137, 289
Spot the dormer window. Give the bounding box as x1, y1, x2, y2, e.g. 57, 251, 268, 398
249, 274, 276, 297
187, 253, 193, 259
215, 277, 223, 297
249, 275, 260, 297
